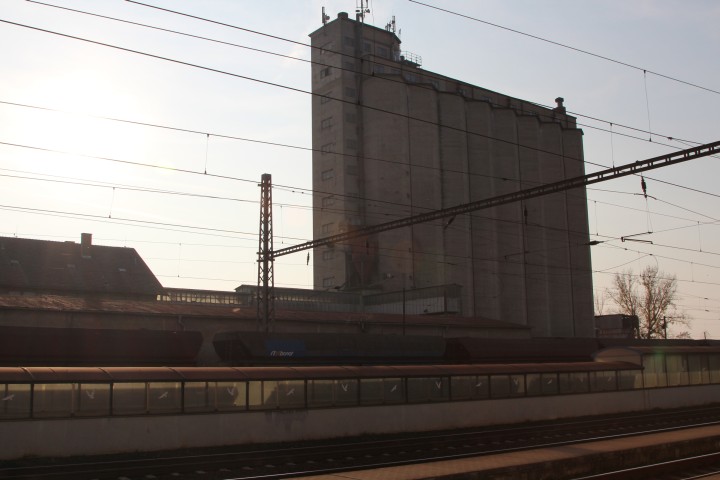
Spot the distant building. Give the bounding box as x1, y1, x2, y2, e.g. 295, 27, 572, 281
309, 12, 594, 337
594, 314, 640, 339
0, 234, 163, 300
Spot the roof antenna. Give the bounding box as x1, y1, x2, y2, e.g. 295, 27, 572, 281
385, 15, 396, 33
321, 6, 330, 25
356, 0, 370, 23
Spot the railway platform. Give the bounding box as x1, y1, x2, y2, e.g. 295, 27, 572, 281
293, 424, 720, 479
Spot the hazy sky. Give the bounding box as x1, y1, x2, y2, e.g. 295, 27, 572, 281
1, 1, 719, 338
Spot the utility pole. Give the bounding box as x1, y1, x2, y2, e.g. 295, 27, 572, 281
257, 174, 274, 332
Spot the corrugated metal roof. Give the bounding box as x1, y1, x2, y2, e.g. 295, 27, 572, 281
0, 236, 163, 297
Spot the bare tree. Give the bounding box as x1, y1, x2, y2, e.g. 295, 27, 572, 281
594, 291, 606, 316
606, 265, 689, 339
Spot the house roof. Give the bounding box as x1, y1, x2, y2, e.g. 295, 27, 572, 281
0, 235, 164, 297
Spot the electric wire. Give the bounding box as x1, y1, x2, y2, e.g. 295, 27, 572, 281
408, 0, 720, 96
4, 151, 720, 273
117, 0, 707, 147
5, 10, 720, 316
16, 1, 704, 181
14, 0, 719, 187
4, 8, 716, 212
4, 100, 720, 238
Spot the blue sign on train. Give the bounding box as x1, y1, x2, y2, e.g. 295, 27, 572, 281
265, 339, 306, 358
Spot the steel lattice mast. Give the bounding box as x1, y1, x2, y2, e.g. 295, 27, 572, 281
257, 173, 274, 331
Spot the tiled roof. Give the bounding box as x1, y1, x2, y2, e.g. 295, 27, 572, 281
0, 236, 163, 297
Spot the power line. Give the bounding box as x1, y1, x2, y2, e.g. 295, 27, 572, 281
5, 96, 720, 229
0, 18, 595, 174
0, 139, 258, 185
7, 139, 719, 279
117, 0, 705, 146
6, 154, 718, 260
7, 10, 717, 211
408, 0, 720, 96
10, 10, 670, 196
5, 9, 719, 301
0, 204, 259, 239
272, 141, 720, 258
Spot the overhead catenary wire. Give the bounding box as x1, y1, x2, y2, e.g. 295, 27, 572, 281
6, 151, 719, 262
408, 0, 720, 96
8, 5, 718, 214
5, 4, 720, 322
2, 116, 716, 284
12, 3, 716, 187
23, 0, 714, 167
115, 0, 709, 147
9, 3, 720, 190
9, 98, 718, 219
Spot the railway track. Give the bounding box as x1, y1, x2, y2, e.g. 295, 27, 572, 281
4, 405, 720, 480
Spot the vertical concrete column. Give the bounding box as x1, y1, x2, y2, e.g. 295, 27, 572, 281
438, 93, 473, 314
562, 128, 595, 336
407, 84, 441, 289
491, 109, 527, 326
537, 120, 573, 336
362, 77, 411, 289
517, 115, 551, 336
467, 101, 498, 319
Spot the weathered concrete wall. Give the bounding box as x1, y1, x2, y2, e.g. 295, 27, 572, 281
309, 14, 594, 336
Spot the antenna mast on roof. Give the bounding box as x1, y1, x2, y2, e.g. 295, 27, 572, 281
321, 6, 330, 25
356, 0, 370, 23
385, 15, 396, 33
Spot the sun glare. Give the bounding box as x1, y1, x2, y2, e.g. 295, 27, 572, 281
18, 70, 142, 179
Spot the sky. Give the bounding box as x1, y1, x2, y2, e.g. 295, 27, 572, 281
1, 1, 719, 338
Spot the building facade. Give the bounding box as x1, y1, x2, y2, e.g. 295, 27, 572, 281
309, 12, 594, 337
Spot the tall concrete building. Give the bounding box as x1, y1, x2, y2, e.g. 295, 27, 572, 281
309, 12, 594, 337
